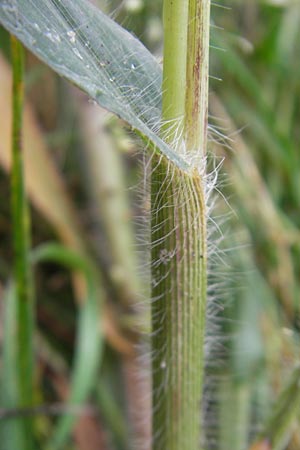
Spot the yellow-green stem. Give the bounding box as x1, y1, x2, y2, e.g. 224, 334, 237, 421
161, 0, 189, 143
11, 36, 34, 448
185, 0, 211, 157
151, 1, 210, 449
151, 161, 207, 449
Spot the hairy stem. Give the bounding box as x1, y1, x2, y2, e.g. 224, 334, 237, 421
151, 1, 210, 448
10, 36, 34, 448
151, 161, 207, 449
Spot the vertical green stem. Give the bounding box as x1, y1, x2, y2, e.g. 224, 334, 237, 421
151, 1, 210, 449
161, 0, 189, 143
11, 36, 34, 448
151, 164, 207, 450
185, 0, 211, 157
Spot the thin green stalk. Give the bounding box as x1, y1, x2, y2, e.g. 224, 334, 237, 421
151, 1, 210, 449
10, 36, 34, 448
161, 0, 189, 142
185, 0, 210, 156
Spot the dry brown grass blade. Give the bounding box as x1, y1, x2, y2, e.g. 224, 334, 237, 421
248, 440, 271, 450
80, 102, 140, 308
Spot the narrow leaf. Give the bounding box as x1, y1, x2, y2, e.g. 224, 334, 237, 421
31, 243, 103, 449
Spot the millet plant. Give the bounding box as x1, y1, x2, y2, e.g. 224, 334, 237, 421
0, 0, 210, 447
1, 1, 300, 450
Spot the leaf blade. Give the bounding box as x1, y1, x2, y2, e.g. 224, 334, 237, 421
0, 0, 188, 170
31, 243, 103, 449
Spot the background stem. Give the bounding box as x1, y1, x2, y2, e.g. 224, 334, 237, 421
10, 36, 34, 448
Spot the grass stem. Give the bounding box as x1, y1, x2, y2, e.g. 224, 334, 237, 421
10, 35, 34, 448
161, 0, 188, 143
185, 0, 211, 157
151, 1, 210, 448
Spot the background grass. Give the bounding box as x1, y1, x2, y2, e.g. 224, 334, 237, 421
0, 1, 299, 449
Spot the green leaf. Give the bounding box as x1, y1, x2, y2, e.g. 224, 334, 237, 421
0, 0, 188, 170
31, 243, 103, 449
